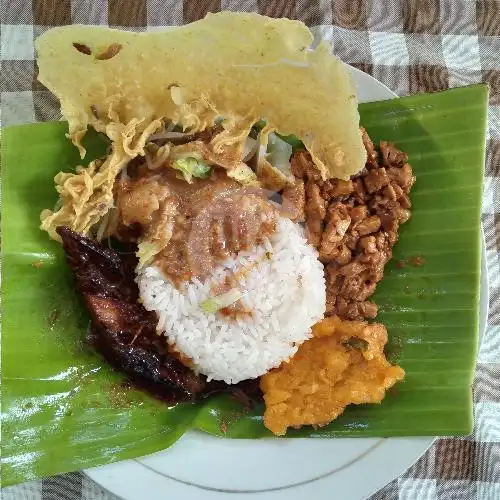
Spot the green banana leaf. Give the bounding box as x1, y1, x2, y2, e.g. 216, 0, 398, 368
1, 85, 487, 486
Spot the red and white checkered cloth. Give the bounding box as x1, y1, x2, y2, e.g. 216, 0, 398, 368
1, 1, 499, 499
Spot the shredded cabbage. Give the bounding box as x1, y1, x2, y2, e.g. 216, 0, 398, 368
136, 240, 162, 269
200, 288, 242, 313
243, 137, 258, 162
171, 157, 211, 183
266, 133, 293, 177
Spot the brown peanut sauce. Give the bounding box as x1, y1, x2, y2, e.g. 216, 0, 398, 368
115, 166, 278, 291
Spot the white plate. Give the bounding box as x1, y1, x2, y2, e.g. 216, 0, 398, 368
85, 66, 489, 500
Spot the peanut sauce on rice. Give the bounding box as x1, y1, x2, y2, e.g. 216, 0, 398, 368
114, 165, 278, 290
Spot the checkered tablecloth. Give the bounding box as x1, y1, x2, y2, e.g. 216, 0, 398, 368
1, 1, 499, 499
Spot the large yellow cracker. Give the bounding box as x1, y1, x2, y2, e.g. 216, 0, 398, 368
36, 12, 366, 180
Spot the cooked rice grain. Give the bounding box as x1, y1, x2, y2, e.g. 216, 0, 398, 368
136, 218, 325, 383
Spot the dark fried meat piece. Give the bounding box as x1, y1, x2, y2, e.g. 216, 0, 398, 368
303, 180, 326, 248
57, 226, 263, 405
355, 215, 381, 236
305, 181, 326, 220
380, 140, 408, 167
291, 150, 322, 180
352, 178, 368, 204
363, 167, 390, 194
57, 226, 206, 402
305, 217, 323, 248
388, 163, 416, 193
319, 204, 351, 263
287, 136, 414, 321
361, 127, 378, 167
334, 297, 378, 320
321, 179, 354, 200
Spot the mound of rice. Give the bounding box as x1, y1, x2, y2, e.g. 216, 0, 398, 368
136, 218, 325, 384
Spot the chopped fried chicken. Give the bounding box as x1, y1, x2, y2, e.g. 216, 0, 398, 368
291, 150, 322, 180
287, 133, 415, 320
282, 179, 306, 222
380, 140, 408, 167
118, 178, 170, 226
361, 127, 378, 167
260, 316, 404, 436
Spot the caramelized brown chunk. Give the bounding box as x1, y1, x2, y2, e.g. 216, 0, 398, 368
356, 215, 381, 236
291, 150, 322, 180
305, 217, 323, 248
352, 178, 368, 203
321, 179, 354, 200
287, 136, 414, 321
360, 127, 378, 167
388, 163, 416, 193
319, 204, 351, 262
380, 141, 408, 167
282, 179, 305, 222
363, 167, 390, 194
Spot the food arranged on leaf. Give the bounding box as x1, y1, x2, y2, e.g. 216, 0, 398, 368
36, 12, 414, 435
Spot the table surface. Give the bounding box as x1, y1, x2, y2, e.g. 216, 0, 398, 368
1, 1, 499, 499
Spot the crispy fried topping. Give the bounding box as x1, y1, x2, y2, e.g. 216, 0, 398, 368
260, 316, 404, 436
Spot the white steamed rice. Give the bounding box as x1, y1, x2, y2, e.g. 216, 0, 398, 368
136, 218, 325, 384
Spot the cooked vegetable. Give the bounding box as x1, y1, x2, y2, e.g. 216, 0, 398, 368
276, 132, 304, 152
342, 336, 369, 351
266, 133, 293, 177
136, 240, 162, 269
149, 131, 188, 141
200, 288, 243, 314
171, 157, 211, 183
242, 137, 258, 162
